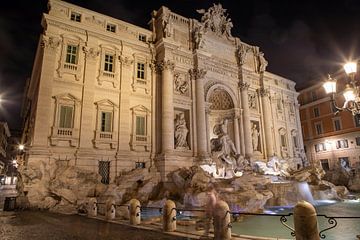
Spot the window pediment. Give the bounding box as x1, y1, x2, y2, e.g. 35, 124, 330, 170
94, 99, 118, 108
130, 105, 150, 113
53, 93, 80, 103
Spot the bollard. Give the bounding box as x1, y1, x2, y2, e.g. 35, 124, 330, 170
87, 197, 97, 217
294, 201, 320, 240
129, 199, 141, 225
213, 200, 231, 240
163, 200, 176, 232
105, 198, 116, 220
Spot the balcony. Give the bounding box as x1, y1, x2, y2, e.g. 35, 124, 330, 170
93, 130, 117, 149
130, 134, 150, 151
50, 127, 79, 146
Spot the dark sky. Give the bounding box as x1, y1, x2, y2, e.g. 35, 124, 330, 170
1, 0, 360, 130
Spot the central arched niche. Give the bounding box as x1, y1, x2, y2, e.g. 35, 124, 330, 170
207, 87, 235, 141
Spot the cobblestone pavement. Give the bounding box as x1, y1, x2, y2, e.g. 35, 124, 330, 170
0, 211, 189, 240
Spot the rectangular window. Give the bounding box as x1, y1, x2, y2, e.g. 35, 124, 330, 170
277, 99, 282, 111
137, 62, 145, 79
333, 119, 341, 131
292, 136, 298, 148
311, 91, 317, 101
98, 161, 110, 184
101, 112, 112, 132
136, 116, 146, 136
138, 34, 147, 42
339, 157, 350, 169
315, 143, 326, 152
280, 134, 286, 147
320, 159, 330, 171
313, 107, 320, 117
336, 139, 349, 149
135, 162, 146, 169
315, 122, 323, 135
59, 105, 73, 128
104, 54, 114, 72
106, 23, 116, 33
356, 137, 360, 146
355, 115, 360, 127
65, 45, 78, 64
70, 12, 81, 22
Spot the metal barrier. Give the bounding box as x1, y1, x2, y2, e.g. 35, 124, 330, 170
87, 199, 360, 239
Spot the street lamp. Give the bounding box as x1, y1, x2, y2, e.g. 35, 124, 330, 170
18, 144, 25, 151
323, 61, 360, 115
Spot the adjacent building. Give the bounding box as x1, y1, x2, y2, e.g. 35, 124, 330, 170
299, 81, 360, 171
0, 122, 11, 174
22, 0, 304, 185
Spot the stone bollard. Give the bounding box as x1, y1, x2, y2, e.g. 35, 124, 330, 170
163, 200, 176, 232
105, 198, 116, 220
213, 200, 231, 240
294, 201, 320, 240
129, 199, 141, 225
87, 197, 97, 217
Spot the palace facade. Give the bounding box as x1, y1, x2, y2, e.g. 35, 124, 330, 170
22, 0, 304, 183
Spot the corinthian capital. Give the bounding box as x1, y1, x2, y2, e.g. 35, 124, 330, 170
188, 68, 207, 80
258, 87, 270, 97
41, 36, 61, 51
238, 82, 250, 90
157, 60, 175, 72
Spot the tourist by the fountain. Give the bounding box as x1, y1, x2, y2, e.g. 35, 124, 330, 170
174, 113, 189, 149
203, 186, 218, 238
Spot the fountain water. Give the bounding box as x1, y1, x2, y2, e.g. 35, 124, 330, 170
296, 181, 315, 205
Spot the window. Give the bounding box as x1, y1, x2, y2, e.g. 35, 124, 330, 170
138, 34, 147, 42
292, 136, 298, 148
98, 161, 110, 184
280, 134, 287, 147
135, 162, 146, 169
59, 105, 74, 128
65, 45, 78, 64
70, 12, 81, 22
315, 143, 326, 152
313, 107, 320, 117
339, 157, 350, 169
277, 98, 282, 111
333, 119, 341, 131
101, 111, 112, 132
336, 140, 349, 149
130, 105, 150, 151
315, 122, 323, 135
356, 137, 360, 146
106, 23, 116, 33
311, 91, 317, 101
137, 62, 145, 80
355, 115, 360, 127
320, 159, 330, 171
136, 116, 146, 136
104, 54, 114, 72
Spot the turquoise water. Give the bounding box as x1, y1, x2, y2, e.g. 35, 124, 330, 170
232, 200, 360, 240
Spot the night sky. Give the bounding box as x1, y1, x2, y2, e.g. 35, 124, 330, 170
1, 0, 360, 130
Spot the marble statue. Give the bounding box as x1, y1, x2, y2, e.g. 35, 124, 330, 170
162, 14, 172, 38
251, 122, 260, 151
174, 113, 189, 149
209, 118, 243, 178
257, 52, 268, 73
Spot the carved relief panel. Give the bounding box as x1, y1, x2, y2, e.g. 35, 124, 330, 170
174, 72, 190, 97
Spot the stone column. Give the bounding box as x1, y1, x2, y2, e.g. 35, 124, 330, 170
239, 110, 245, 156
239, 82, 253, 158
159, 60, 175, 153
259, 88, 274, 157
233, 115, 240, 153
190, 68, 208, 160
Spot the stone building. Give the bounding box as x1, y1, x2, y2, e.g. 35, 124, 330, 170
22, 0, 304, 184
299, 81, 360, 171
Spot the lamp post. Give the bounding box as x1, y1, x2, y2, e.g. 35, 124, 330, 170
323, 61, 360, 115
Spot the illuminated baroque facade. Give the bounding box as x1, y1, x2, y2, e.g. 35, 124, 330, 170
299, 82, 360, 170
22, 0, 304, 183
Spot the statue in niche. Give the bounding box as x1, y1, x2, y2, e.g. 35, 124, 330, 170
210, 118, 245, 178
248, 93, 257, 109
174, 113, 189, 149
251, 122, 260, 152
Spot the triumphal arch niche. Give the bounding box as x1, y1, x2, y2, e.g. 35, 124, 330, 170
152, 3, 305, 179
